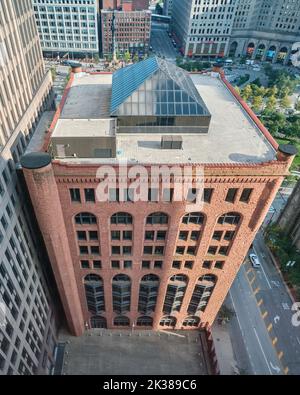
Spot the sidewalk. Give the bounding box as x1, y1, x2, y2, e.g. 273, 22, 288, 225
211, 322, 238, 375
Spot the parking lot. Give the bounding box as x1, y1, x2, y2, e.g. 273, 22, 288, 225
57, 329, 212, 375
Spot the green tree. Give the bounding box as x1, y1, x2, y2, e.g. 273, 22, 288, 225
133, 53, 139, 63
50, 67, 56, 82
241, 85, 253, 101
94, 54, 100, 64
280, 95, 291, 109
295, 100, 300, 112
265, 95, 277, 112
252, 95, 263, 112
124, 50, 131, 63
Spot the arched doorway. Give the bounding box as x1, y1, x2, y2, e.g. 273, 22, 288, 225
277, 47, 288, 63
90, 316, 107, 329
229, 42, 238, 58
246, 42, 255, 58
266, 46, 277, 62
255, 44, 266, 60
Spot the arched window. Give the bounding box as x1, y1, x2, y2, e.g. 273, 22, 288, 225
112, 274, 131, 314
111, 212, 133, 224
182, 212, 204, 225
188, 274, 217, 314
114, 316, 130, 326
182, 316, 200, 327
138, 274, 160, 314
159, 316, 177, 327
146, 212, 168, 225
84, 274, 105, 314
90, 316, 107, 329
136, 316, 153, 327
75, 212, 97, 225
163, 274, 188, 314
217, 212, 240, 225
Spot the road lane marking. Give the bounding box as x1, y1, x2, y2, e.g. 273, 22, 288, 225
246, 268, 253, 274
274, 315, 280, 324
269, 361, 280, 374
284, 367, 289, 375
278, 351, 283, 360
262, 311, 268, 319
267, 323, 273, 332
272, 337, 278, 345
254, 287, 260, 295
250, 277, 256, 285
160, 331, 186, 338
253, 327, 272, 374
282, 303, 290, 310
253, 247, 272, 289
257, 298, 263, 306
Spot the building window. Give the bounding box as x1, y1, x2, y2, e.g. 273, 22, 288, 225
142, 260, 151, 269
154, 260, 163, 269
75, 212, 97, 225
70, 188, 81, 202
123, 246, 132, 255
156, 230, 167, 240
136, 316, 153, 327
175, 246, 185, 255
111, 260, 120, 269
159, 316, 177, 327
224, 231, 235, 241
146, 212, 168, 225
145, 231, 155, 240
188, 274, 217, 314
214, 261, 225, 269
84, 188, 95, 202
84, 274, 105, 314
207, 246, 217, 255
219, 246, 229, 256
172, 260, 181, 269
225, 188, 238, 203
77, 231, 87, 241
212, 231, 223, 241
93, 260, 102, 269
190, 231, 200, 241
81, 260, 90, 269
90, 246, 100, 255
184, 261, 194, 269
163, 274, 188, 314
123, 231, 132, 240
143, 246, 153, 255
89, 231, 98, 241
138, 274, 159, 313
79, 246, 89, 255
114, 316, 130, 326
112, 246, 121, 255
112, 274, 131, 314
202, 261, 212, 269
240, 188, 253, 203
182, 316, 200, 327
90, 316, 107, 329
111, 212, 133, 224
179, 231, 188, 241
203, 188, 213, 203
217, 212, 241, 225
182, 212, 204, 224
111, 231, 120, 240
124, 260, 132, 269
154, 246, 164, 255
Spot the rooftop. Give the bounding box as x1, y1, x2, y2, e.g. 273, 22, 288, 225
50, 64, 277, 164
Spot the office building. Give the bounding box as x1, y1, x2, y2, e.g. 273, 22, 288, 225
0, 0, 59, 375
32, 0, 99, 58
21, 58, 296, 335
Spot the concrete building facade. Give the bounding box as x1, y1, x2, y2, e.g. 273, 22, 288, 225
171, 0, 300, 63
0, 0, 60, 375
32, 0, 99, 58
277, 179, 300, 249
21, 58, 296, 336
163, 0, 173, 17
229, 0, 300, 64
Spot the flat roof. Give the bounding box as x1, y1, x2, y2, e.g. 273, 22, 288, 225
51, 72, 276, 164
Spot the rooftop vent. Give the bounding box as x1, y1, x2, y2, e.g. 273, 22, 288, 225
161, 135, 183, 150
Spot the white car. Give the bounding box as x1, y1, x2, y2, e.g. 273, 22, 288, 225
249, 253, 261, 268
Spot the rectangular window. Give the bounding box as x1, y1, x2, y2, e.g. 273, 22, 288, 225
70, 188, 81, 202
179, 231, 188, 241
225, 188, 238, 203
111, 231, 120, 240
154, 246, 164, 255
215, 261, 225, 269
123, 246, 132, 255
156, 230, 167, 240
154, 260, 163, 269
90, 246, 100, 255
190, 231, 200, 241
208, 246, 217, 255
184, 260, 194, 269
212, 231, 223, 241
219, 246, 229, 256
224, 231, 235, 241
172, 260, 181, 269
112, 246, 121, 255
124, 260, 132, 269
203, 188, 213, 203
84, 188, 95, 202
80, 260, 89, 269
240, 188, 253, 203
79, 246, 88, 255
187, 246, 196, 255
142, 260, 151, 269
162, 188, 174, 202
123, 231, 132, 240
143, 246, 153, 255
89, 231, 98, 240
145, 231, 155, 240
148, 188, 159, 202
187, 188, 198, 203
77, 231, 86, 240
93, 260, 102, 269
111, 260, 120, 269
109, 188, 119, 202
202, 260, 212, 269
175, 246, 185, 255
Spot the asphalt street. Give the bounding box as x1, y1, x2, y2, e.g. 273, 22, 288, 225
150, 23, 178, 62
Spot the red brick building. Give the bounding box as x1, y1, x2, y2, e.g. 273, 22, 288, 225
21, 58, 296, 336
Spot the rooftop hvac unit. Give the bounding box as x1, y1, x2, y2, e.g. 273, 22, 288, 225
161, 135, 183, 150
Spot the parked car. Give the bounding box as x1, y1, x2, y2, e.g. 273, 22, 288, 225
249, 253, 261, 268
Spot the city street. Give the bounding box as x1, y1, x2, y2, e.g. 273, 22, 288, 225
150, 23, 178, 62
228, 231, 300, 375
